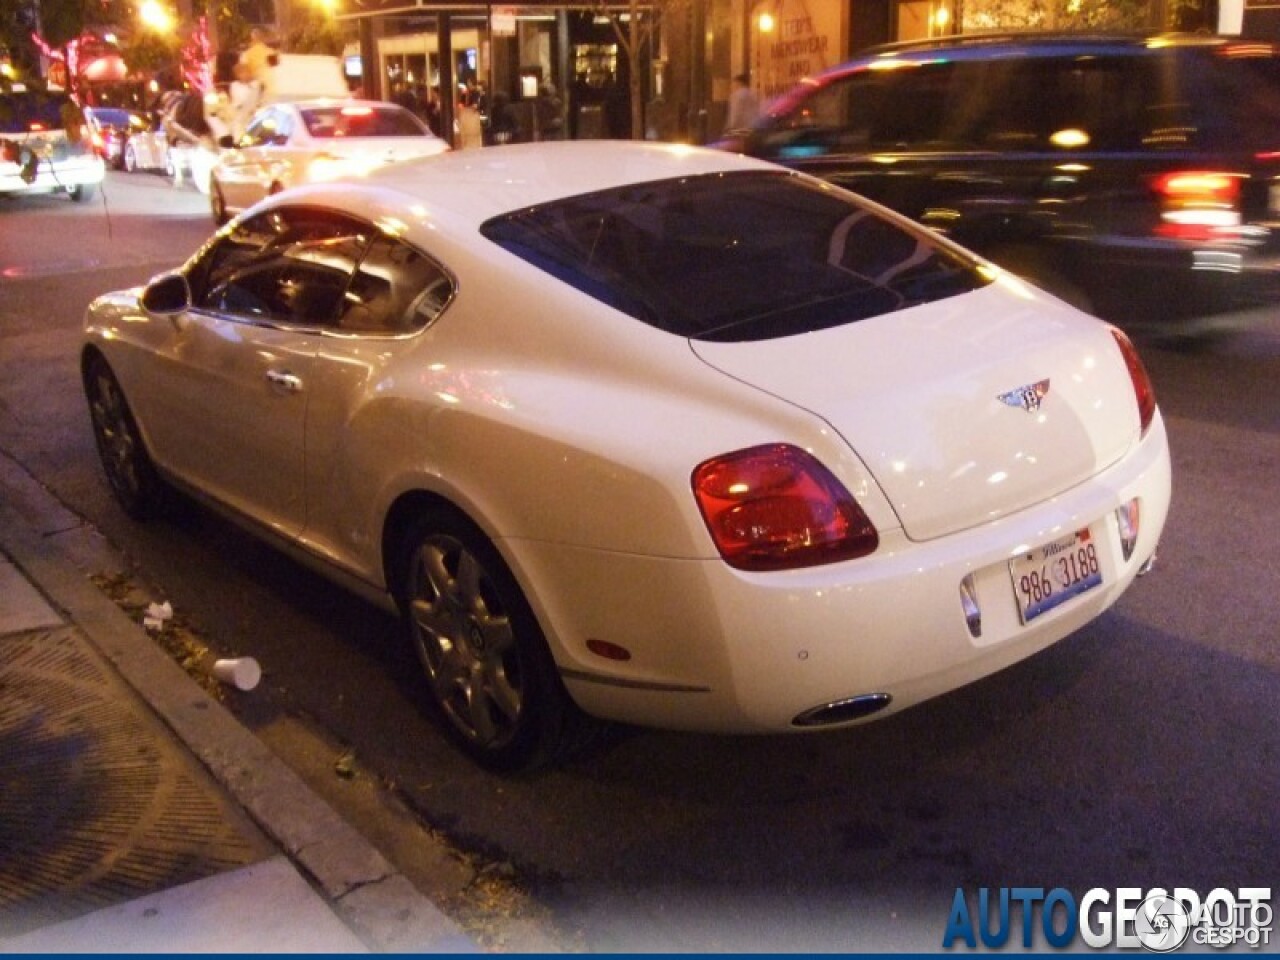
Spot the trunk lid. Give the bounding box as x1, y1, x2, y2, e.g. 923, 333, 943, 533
690, 284, 1141, 541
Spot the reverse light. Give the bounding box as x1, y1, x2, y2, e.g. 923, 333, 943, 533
1110, 328, 1156, 437
692, 443, 878, 571
1115, 498, 1141, 562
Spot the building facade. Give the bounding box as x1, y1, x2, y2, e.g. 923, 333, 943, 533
336, 0, 1236, 149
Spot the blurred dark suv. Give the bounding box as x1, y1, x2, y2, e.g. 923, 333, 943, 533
726, 33, 1280, 325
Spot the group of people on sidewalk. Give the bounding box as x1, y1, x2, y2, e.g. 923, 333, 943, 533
395, 78, 565, 148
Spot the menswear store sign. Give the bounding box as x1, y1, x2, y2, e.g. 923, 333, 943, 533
759, 0, 841, 98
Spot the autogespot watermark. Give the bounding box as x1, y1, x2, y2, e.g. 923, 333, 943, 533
943, 887, 1273, 951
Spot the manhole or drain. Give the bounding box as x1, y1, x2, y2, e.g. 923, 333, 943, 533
0, 628, 269, 936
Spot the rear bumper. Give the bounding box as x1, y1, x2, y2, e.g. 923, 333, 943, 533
0, 154, 105, 195
513, 414, 1172, 734
1070, 228, 1280, 322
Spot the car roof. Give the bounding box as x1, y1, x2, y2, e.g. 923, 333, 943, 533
766, 31, 1279, 114
280, 98, 409, 111
861, 30, 1237, 57
291, 141, 785, 229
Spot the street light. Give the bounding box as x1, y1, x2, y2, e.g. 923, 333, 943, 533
139, 0, 175, 34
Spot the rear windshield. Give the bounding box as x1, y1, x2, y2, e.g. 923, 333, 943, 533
1181, 46, 1280, 149
481, 171, 989, 342
0, 91, 80, 134
300, 105, 427, 138
88, 107, 133, 127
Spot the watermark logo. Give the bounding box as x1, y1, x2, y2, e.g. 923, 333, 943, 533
943, 886, 1272, 952
1134, 894, 1190, 953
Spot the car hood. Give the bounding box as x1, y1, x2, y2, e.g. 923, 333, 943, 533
689, 282, 1141, 542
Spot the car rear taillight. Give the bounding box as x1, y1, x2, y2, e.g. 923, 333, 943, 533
1152, 170, 1245, 240
1110, 328, 1156, 438
692, 443, 878, 571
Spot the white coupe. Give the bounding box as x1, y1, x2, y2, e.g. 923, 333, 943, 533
82, 141, 1171, 770
208, 98, 450, 225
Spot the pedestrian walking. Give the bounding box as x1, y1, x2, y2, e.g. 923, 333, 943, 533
725, 73, 760, 134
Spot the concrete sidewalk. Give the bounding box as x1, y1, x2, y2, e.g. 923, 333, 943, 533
0, 452, 475, 953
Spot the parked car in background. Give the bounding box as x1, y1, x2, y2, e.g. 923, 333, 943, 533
84, 106, 146, 169
82, 142, 1169, 771
117, 112, 171, 174
1, 86, 104, 203
208, 99, 449, 223
725, 33, 1280, 326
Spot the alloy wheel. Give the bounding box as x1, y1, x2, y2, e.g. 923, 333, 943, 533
407, 533, 524, 751
85, 356, 162, 519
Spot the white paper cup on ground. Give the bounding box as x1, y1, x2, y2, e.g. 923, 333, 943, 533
212, 657, 262, 691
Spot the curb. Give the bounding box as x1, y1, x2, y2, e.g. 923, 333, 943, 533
0, 450, 476, 953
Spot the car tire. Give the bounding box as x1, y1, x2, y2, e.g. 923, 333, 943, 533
70, 183, 97, 203
123, 142, 138, 173
211, 183, 230, 225
83, 352, 169, 521
396, 508, 596, 772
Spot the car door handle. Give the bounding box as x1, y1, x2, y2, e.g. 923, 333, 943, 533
265, 369, 303, 394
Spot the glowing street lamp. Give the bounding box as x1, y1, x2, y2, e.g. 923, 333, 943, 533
139, 0, 175, 33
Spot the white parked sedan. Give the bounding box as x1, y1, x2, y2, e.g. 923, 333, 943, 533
82, 142, 1170, 771
208, 98, 449, 224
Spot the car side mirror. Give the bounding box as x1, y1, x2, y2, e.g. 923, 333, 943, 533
141, 273, 191, 314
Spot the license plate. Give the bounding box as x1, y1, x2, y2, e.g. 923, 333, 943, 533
1009, 528, 1103, 624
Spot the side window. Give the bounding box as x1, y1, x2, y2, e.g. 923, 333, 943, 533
975, 56, 1150, 151
191, 208, 370, 326
338, 235, 454, 334
758, 72, 882, 156
758, 61, 976, 156
241, 107, 290, 147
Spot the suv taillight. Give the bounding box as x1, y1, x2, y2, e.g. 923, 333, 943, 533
1152, 170, 1245, 239
692, 444, 878, 571
1110, 328, 1156, 437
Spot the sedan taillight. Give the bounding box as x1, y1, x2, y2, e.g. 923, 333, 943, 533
1110, 327, 1157, 437
692, 443, 878, 571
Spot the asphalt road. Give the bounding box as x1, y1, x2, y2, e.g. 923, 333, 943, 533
2, 171, 1277, 952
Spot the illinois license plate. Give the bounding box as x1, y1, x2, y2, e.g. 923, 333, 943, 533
1009, 528, 1103, 624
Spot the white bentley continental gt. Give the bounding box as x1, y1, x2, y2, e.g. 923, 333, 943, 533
82, 141, 1171, 770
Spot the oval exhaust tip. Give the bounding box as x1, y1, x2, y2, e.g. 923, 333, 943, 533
792, 693, 893, 728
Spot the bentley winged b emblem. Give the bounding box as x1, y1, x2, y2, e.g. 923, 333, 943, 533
997, 379, 1051, 413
